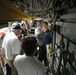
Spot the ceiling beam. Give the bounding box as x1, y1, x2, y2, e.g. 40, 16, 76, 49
0, 0, 29, 21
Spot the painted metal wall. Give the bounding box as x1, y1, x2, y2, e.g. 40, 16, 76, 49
53, 7, 76, 75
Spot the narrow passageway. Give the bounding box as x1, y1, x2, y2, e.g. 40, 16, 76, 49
0, 0, 76, 75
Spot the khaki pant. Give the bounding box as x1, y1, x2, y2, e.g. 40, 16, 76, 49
46, 43, 52, 61
6, 59, 18, 75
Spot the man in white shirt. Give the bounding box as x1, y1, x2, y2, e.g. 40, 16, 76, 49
2, 22, 21, 75
14, 36, 46, 75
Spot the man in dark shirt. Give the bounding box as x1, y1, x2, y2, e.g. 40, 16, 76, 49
42, 21, 52, 44
41, 21, 52, 72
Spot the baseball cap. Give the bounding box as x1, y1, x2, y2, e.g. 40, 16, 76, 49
11, 22, 21, 29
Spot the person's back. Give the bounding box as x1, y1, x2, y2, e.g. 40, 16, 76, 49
2, 32, 20, 60
14, 54, 46, 75
14, 36, 46, 75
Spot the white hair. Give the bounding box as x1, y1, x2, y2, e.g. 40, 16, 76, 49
35, 27, 42, 37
